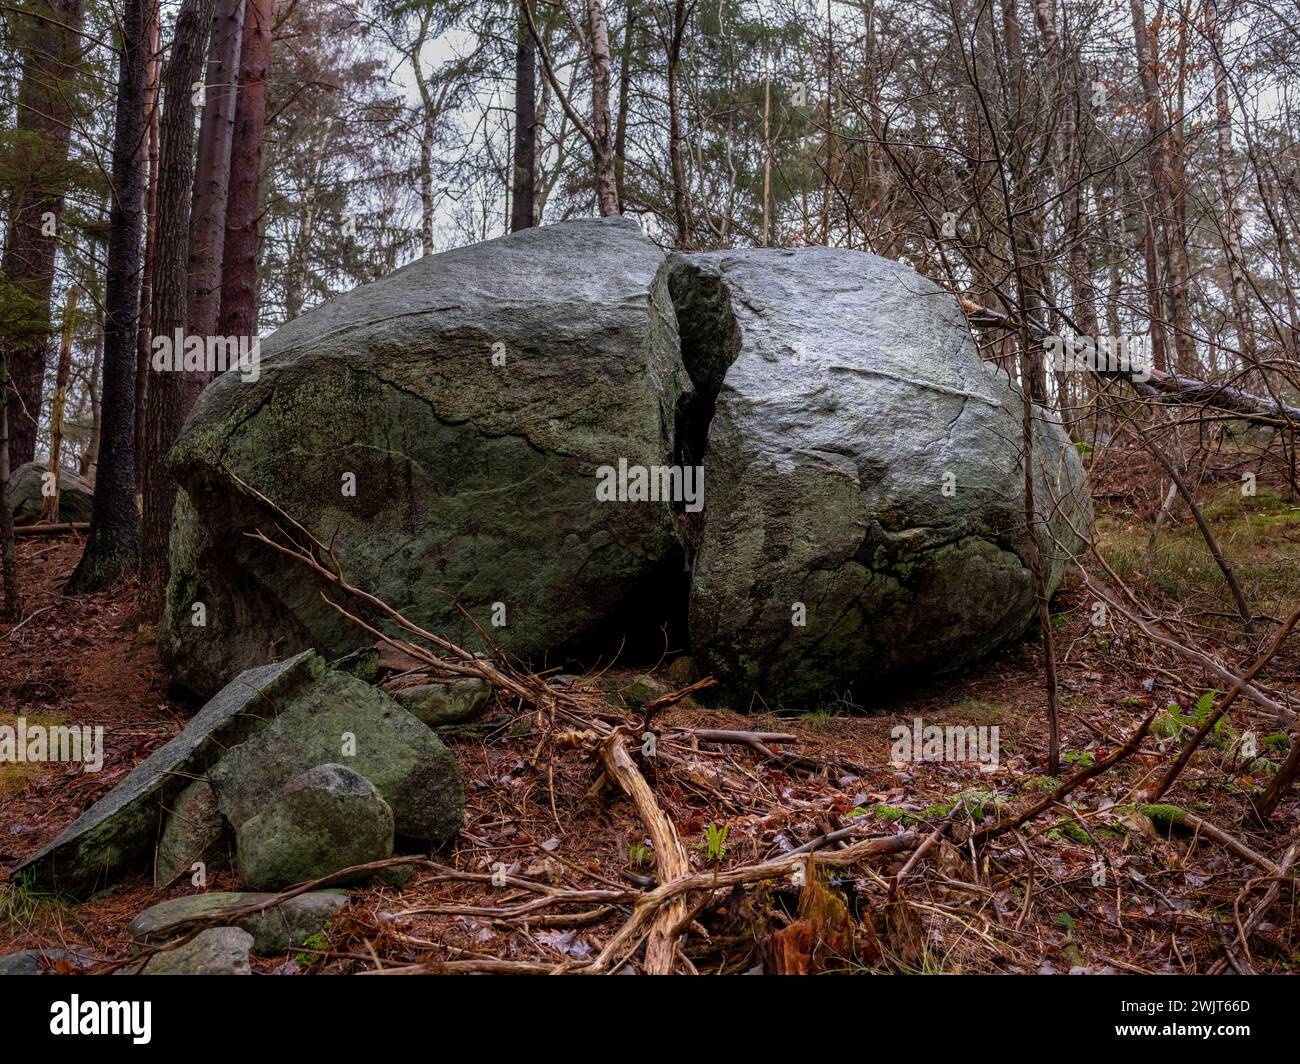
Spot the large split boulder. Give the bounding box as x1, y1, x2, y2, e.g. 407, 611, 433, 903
668, 248, 1091, 706
149, 221, 1091, 712
5, 461, 93, 526
159, 216, 693, 697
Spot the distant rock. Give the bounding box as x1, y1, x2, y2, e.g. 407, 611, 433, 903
0, 948, 97, 975
235, 765, 393, 890
129, 891, 347, 955
5, 461, 93, 526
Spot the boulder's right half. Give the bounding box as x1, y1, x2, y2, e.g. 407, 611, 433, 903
670, 248, 1092, 708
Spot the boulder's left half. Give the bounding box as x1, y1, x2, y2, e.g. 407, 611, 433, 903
160, 217, 693, 696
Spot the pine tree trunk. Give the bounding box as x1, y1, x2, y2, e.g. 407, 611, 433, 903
66, 0, 148, 594
0, 0, 88, 468
217, 0, 273, 339
586, 0, 619, 217
186, 0, 246, 363
134, 4, 162, 486
511, 2, 536, 233
139, 0, 216, 617
667, 0, 688, 245
42, 285, 79, 523
0, 356, 22, 621
613, 10, 633, 215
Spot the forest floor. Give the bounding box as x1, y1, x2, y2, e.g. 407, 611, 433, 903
2, 446, 1298, 974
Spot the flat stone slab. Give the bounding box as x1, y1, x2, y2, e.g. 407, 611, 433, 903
128, 890, 348, 955
13, 652, 324, 897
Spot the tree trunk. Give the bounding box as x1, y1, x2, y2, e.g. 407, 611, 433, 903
187, 0, 246, 362
0, 0, 88, 468
0, 356, 22, 621
134, 4, 163, 486
409, 10, 438, 255
42, 284, 79, 523
666, 0, 689, 245
66, 0, 148, 594
510, 2, 536, 233
586, 0, 619, 216
139, 0, 215, 617
997, 0, 1048, 404
1208, 0, 1253, 366
613, 9, 633, 214
1142, 213, 1169, 372
81, 307, 103, 477
1131, 0, 1196, 374
1031, 0, 1096, 436
218, 0, 273, 339
762, 70, 771, 247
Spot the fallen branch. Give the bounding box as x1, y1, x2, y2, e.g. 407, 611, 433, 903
1086, 577, 1297, 727
1150, 604, 1300, 802
361, 958, 560, 975
1145, 807, 1279, 876
584, 830, 917, 973
1210, 844, 1299, 974
14, 522, 89, 535
678, 729, 800, 745
5, 604, 54, 636
974, 708, 1159, 843
599, 728, 692, 974
960, 297, 1300, 428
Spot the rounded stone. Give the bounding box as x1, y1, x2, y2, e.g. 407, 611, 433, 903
234, 764, 394, 891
